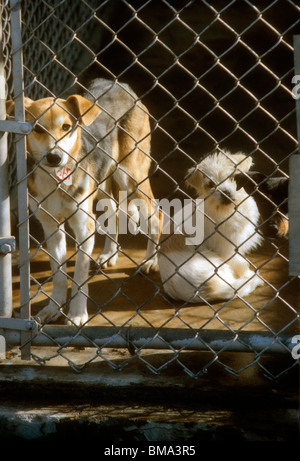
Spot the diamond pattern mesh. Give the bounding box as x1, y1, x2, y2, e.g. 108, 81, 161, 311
2, 0, 300, 378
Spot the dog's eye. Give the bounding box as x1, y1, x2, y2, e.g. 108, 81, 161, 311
62, 124, 71, 132
207, 179, 215, 189
34, 124, 46, 134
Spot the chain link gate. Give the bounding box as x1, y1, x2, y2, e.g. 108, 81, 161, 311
0, 0, 299, 379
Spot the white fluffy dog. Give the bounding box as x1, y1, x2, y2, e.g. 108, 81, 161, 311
158, 151, 264, 303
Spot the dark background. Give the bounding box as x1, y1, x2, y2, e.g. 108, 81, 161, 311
22, 0, 300, 199
81, 0, 299, 198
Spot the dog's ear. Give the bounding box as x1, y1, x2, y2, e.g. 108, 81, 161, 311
229, 153, 253, 173
6, 100, 15, 115
235, 171, 266, 192
6, 97, 34, 116
66, 95, 101, 126
185, 166, 203, 191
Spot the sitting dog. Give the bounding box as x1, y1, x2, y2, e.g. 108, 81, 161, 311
7, 79, 162, 325
158, 151, 264, 303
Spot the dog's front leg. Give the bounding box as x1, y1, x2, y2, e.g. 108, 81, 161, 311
37, 220, 68, 323
67, 209, 95, 326
96, 197, 119, 268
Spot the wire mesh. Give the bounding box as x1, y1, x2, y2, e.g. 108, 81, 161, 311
3, 0, 300, 379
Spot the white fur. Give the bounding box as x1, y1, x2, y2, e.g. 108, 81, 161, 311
56, 129, 79, 165
158, 151, 264, 303
29, 168, 94, 326
159, 248, 262, 303
26, 109, 95, 326
28, 125, 79, 167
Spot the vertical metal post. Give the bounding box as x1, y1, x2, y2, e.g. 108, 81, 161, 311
290, 36, 300, 440
289, 35, 300, 276
10, 0, 31, 359
0, 7, 13, 318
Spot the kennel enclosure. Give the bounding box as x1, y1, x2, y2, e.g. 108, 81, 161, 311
0, 0, 299, 379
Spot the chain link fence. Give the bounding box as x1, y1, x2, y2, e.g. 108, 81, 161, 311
1, 0, 300, 379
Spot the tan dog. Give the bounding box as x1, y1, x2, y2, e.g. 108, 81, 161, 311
7, 79, 162, 325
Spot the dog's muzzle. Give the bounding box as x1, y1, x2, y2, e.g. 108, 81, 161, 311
46, 152, 63, 166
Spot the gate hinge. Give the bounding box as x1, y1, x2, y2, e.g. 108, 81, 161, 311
0, 120, 32, 135
0, 237, 16, 255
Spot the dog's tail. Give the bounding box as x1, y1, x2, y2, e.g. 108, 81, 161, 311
158, 249, 263, 303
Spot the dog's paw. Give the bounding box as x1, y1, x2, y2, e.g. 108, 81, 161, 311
36, 302, 62, 324
252, 274, 264, 288
67, 313, 88, 327
67, 308, 88, 326
96, 252, 118, 269
140, 256, 159, 274
239, 272, 264, 296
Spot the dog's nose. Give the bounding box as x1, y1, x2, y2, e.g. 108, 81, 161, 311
46, 152, 62, 166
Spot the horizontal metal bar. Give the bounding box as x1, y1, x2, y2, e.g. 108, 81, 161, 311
0, 326, 295, 354
0, 317, 37, 331
0, 119, 31, 134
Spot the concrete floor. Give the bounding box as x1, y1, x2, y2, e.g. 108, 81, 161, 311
12, 233, 299, 333
0, 233, 297, 441
7, 231, 299, 376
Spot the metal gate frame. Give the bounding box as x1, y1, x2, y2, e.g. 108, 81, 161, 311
0, 0, 299, 369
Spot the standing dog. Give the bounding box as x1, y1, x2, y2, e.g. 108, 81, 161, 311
7, 79, 162, 325
158, 151, 264, 303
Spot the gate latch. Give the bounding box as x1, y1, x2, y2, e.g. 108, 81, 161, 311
0, 120, 32, 135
